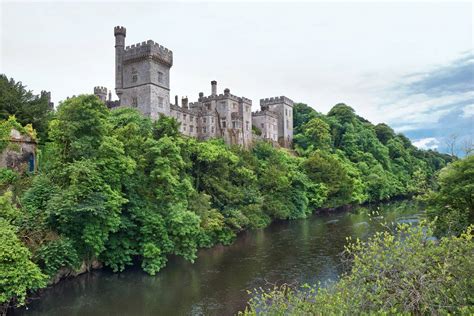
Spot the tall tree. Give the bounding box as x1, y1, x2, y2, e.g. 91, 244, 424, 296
0, 75, 53, 142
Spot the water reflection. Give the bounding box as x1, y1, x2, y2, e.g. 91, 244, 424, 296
15, 200, 422, 316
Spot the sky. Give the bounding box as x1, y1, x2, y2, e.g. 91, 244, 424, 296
1, 1, 473, 154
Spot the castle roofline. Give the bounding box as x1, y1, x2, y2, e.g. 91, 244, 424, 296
260, 96, 294, 107
123, 40, 173, 66
252, 110, 279, 118
199, 93, 252, 104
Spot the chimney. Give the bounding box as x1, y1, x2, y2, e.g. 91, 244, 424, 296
211, 80, 217, 96
224, 88, 230, 96
175, 95, 179, 106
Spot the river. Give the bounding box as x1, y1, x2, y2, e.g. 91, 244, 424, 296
14, 200, 422, 316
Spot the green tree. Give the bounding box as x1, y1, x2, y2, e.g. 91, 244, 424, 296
0, 74, 53, 142
425, 155, 474, 236
0, 192, 46, 308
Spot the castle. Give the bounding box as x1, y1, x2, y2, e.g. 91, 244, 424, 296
94, 26, 293, 148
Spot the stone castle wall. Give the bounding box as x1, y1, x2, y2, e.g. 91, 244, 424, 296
95, 26, 293, 148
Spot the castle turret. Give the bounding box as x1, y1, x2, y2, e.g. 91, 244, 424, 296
114, 26, 126, 99
211, 80, 217, 96
94, 86, 108, 102
260, 96, 294, 148
182, 96, 188, 109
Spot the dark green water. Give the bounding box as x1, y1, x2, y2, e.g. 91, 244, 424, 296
14, 200, 422, 316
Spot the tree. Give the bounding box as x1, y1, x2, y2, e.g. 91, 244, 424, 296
0, 192, 46, 309
374, 123, 395, 145
444, 133, 458, 157
425, 155, 474, 236
0, 75, 53, 142
294, 117, 332, 154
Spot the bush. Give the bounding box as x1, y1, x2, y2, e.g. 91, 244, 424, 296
425, 155, 474, 236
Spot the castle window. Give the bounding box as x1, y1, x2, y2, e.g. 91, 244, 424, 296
285, 109, 288, 116
245, 121, 249, 131
222, 120, 226, 128
233, 103, 237, 110
158, 97, 164, 108
158, 71, 164, 83
261, 123, 264, 129
183, 124, 187, 131
211, 127, 214, 133
190, 125, 194, 132
183, 114, 187, 121
203, 118, 207, 123
232, 121, 236, 129
211, 117, 214, 123
132, 97, 138, 107
203, 127, 207, 133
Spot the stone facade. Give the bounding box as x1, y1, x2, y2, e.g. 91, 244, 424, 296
260, 96, 294, 147
94, 26, 293, 148
0, 129, 37, 173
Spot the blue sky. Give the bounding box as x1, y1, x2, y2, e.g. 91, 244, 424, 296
378, 51, 474, 154
0, 1, 472, 154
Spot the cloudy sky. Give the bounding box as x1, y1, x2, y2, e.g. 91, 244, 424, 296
1, 1, 473, 154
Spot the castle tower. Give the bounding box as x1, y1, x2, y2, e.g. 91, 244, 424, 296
114, 26, 126, 99
260, 96, 294, 148
115, 27, 173, 120
93, 86, 108, 102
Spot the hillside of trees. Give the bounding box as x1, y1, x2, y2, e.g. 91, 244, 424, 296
0, 76, 463, 311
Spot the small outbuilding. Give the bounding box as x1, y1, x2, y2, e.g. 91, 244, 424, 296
0, 119, 37, 173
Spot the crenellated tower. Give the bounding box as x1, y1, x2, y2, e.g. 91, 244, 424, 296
113, 26, 173, 120
94, 86, 108, 102
260, 96, 294, 147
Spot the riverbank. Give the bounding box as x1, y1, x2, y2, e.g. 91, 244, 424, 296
11, 200, 421, 315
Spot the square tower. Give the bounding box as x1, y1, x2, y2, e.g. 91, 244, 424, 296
114, 27, 173, 120
260, 96, 294, 148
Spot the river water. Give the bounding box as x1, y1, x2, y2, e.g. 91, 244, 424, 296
14, 200, 422, 316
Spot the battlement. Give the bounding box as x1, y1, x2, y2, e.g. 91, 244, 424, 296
239, 96, 252, 104
260, 96, 294, 107
252, 110, 278, 118
123, 40, 173, 66
198, 93, 252, 104
114, 26, 126, 36
94, 86, 107, 95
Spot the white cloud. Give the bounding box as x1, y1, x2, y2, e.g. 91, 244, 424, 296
462, 104, 474, 118
413, 137, 440, 150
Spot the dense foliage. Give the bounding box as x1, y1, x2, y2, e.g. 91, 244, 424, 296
0, 94, 455, 309
240, 222, 474, 315
293, 103, 454, 205
425, 155, 474, 237
0, 75, 53, 142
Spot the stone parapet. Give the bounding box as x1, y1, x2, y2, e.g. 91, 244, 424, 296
260, 96, 294, 107
123, 40, 173, 66
252, 110, 278, 118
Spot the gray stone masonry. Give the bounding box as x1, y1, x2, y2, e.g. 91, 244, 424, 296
94, 26, 294, 148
